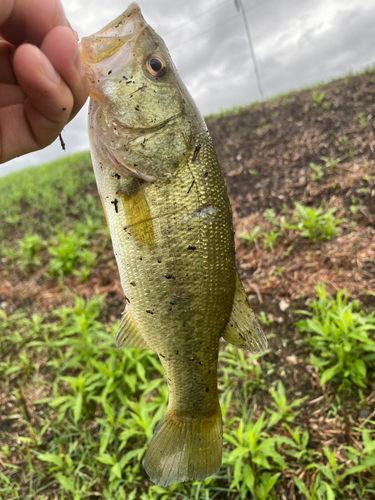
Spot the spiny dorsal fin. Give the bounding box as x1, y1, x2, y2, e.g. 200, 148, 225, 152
222, 273, 267, 353
116, 309, 150, 350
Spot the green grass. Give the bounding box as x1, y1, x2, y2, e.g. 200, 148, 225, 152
1, 99, 375, 498
1, 292, 374, 498
296, 284, 375, 390
0, 151, 101, 240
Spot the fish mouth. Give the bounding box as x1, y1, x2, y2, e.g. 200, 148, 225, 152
79, 2, 146, 101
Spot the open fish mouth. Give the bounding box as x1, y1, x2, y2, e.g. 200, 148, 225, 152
79, 2, 147, 102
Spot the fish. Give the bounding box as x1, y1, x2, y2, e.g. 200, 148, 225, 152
79, 2, 267, 487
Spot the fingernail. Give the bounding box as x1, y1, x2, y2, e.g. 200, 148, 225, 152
36, 47, 60, 84
74, 45, 86, 78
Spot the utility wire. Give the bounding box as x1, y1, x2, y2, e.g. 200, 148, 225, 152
163, 0, 232, 38
235, 0, 265, 102
170, 0, 273, 50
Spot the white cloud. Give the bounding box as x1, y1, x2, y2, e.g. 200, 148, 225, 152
1, 0, 374, 177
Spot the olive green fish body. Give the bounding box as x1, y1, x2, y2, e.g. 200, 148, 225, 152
81, 3, 267, 486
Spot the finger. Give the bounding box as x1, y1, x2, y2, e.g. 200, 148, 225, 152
0, 41, 17, 84
0, 0, 69, 46
0, 83, 25, 107
40, 26, 88, 121
0, 43, 74, 163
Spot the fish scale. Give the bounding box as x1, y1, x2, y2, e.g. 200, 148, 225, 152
80, 2, 267, 487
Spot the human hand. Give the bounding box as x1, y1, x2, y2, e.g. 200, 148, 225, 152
0, 0, 89, 164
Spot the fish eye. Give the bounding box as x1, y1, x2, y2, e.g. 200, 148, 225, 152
145, 54, 167, 77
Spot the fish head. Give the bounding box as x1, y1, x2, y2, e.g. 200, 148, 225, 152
80, 3, 199, 181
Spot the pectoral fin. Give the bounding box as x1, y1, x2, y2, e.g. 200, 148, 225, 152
222, 273, 267, 353
116, 309, 150, 350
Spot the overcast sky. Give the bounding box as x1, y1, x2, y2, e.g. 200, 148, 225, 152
1, 0, 375, 177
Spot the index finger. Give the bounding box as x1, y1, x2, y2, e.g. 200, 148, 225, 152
0, 0, 69, 46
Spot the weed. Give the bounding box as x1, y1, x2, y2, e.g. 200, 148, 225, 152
17, 234, 45, 269
320, 155, 345, 169
338, 135, 348, 145
290, 202, 343, 242
262, 230, 280, 250
310, 162, 324, 181
223, 413, 286, 500
312, 91, 325, 105
295, 283, 375, 390
274, 266, 285, 277
47, 224, 97, 280
267, 381, 307, 426
355, 112, 367, 127
238, 226, 261, 245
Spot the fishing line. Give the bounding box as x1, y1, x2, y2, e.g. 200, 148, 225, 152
170, 0, 275, 51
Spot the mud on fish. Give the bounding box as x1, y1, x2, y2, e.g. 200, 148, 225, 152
80, 2, 267, 487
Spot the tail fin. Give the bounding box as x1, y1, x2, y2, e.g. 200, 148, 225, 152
144, 407, 222, 487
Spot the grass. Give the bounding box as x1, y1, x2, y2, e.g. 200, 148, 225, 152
1, 67, 375, 498
239, 203, 344, 248
204, 65, 375, 121
1, 289, 374, 499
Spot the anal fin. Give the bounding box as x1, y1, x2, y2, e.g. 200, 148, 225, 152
116, 309, 150, 350
222, 273, 267, 353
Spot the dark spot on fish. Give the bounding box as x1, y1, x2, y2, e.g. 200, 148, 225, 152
188, 246, 196, 250
239, 333, 246, 341
114, 173, 121, 179
190, 357, 194, 361
125, 296, 130, 304
206, 388, 209, 393
130, 281, 136, 287
146, 310, 154, 315
126, 81, 132, 84
176, 351, 179, 355
188, 227, 193, 231
204, 171, 208, 178
140, 257, 143, 261
108, 70, 112, 75
157, 260, 161, 263
187, 179, 195, 194
192, 144, 201, 162
128, 12, 132, 17
111, 199, 119, 213
62, 107, 67, 111
170, 302, 175, 305
135, 105, 140, 111
159, 353, 165, 358
198, 361, 202, 365
164, 274, 175, 280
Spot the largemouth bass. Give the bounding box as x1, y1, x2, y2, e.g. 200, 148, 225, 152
80, 2, 267, 487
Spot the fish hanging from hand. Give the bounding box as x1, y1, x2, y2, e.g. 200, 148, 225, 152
80, 2, 267, 487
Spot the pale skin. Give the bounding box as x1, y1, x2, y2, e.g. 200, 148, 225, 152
0, 0, 89, 164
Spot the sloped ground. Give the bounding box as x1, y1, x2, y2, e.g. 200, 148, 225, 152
207, 70, 375, 302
